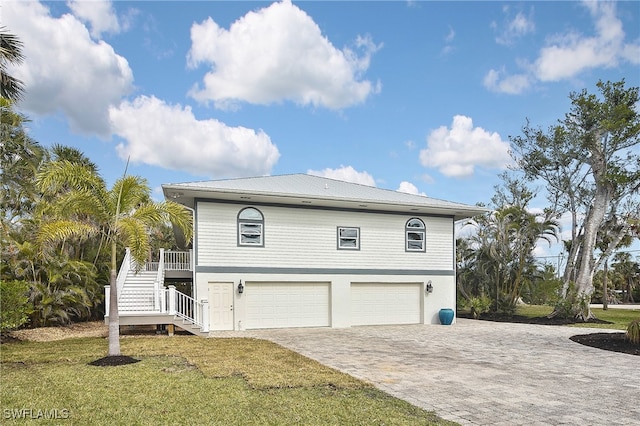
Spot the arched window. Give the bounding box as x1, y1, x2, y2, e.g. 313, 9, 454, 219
405, 218, 425, 252
238, 207, 264, 247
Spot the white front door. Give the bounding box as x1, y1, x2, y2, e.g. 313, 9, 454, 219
209, 282, 234, 330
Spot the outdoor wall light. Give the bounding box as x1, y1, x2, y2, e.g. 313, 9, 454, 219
237, 280, 244, 294
426, 281, 433, 294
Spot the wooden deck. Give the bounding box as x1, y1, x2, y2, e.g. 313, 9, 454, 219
105, 249, 208, 336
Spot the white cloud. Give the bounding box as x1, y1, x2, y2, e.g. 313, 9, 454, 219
444, 26, 456, 43
485, 2, 639, 94
534, 2, 638, 82
419, 115, 511, 178
483, 69, 531, 95
187, 0, 380, 110
67, 0, 121, 38
307, 166, 376, 186
109, 96, 280, 178
397, 181, 426, 196
494, 8, 535, 46
441, 26, 455, 55
5, 1, 133, 136
420, 173, 435, 184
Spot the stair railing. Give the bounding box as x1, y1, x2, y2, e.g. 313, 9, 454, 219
154, 249, 165, 311
115, 248, 132, 299
166, 286, 209, 332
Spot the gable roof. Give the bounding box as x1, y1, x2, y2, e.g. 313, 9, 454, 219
163, 174, 487, 221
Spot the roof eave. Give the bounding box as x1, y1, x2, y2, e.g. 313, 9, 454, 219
163, 183, 487, 220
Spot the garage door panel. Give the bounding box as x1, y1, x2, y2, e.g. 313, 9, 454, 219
246, 282, 330, 329
351, 283, 421, 326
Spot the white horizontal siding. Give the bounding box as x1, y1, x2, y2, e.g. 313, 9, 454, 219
196, 202, 453, 271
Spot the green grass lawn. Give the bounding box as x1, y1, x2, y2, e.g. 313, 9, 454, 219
1, 336, 455, 425
515, 304, 640, 330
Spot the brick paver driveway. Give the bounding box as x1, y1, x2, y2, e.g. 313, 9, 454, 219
243, 319, 639, 425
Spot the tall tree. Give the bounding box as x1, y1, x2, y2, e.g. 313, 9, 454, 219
36, 161, 192, 356
612, 252, 640, 304
0, 99, 46, 224
459, 176, 558, 314
0, 26, 25, 101
511, 80, 640, 320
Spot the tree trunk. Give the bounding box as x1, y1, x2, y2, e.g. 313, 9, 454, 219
602, 259, 608, 310
108, 241, 120, 356
626, 278, 635, 303
573, 152, 611, 320
561, 203, 581, 298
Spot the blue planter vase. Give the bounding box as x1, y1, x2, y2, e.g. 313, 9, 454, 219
439, 308, 455, 325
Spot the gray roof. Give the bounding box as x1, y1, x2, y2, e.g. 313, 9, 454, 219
163, 174, 487, 221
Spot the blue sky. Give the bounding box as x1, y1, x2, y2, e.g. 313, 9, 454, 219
4, 1, 640, 259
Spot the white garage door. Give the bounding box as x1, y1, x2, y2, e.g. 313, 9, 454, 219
351, 283, 422, 326
245, 282, 330, 329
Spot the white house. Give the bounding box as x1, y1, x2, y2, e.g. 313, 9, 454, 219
153, 174, 485, 332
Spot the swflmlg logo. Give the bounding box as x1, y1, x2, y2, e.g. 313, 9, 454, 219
3, 408, 70, 420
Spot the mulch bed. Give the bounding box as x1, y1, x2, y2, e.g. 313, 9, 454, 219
569, 333, 640, 356
459, 312, 639, 356
458, 312, 611, 326
88, 356, 141, 367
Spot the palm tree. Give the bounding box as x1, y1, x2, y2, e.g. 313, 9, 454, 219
50, 144, 99, 173
0, 26, 25, 101
612, 252, 640, 304
465, 205, 559, 314
36, 160, 192, 356
0, 99, 46, 223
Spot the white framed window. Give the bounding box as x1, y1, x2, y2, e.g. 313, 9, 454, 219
405, 218, 425, 252
337, 227, 360, 250
238, 207, 264, 247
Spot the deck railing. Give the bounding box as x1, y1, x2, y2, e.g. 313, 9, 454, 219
140, 250, 192, 272
105, 286, 209, 333
164, 250, 192, 271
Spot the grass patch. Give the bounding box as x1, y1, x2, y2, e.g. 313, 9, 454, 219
515, 305, 639, 330
1, 336, 454, 425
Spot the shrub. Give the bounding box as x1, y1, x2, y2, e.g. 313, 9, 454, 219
0, 280, 32, 332
551, 283, 590, 320
496, 294, 518, 316
468, 295, 492, 319
626, 318, 640, 346
521, 278, 563, 305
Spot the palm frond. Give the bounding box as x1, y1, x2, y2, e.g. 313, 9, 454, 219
48, 189, 111, 223
161, 200, 193, 244
117, 217, 150, 266
110, 175, 151, 213
38, 220, 98, 246
36, 160, 106, 195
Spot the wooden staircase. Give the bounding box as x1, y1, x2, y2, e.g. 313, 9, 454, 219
104, 248, 209, 336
